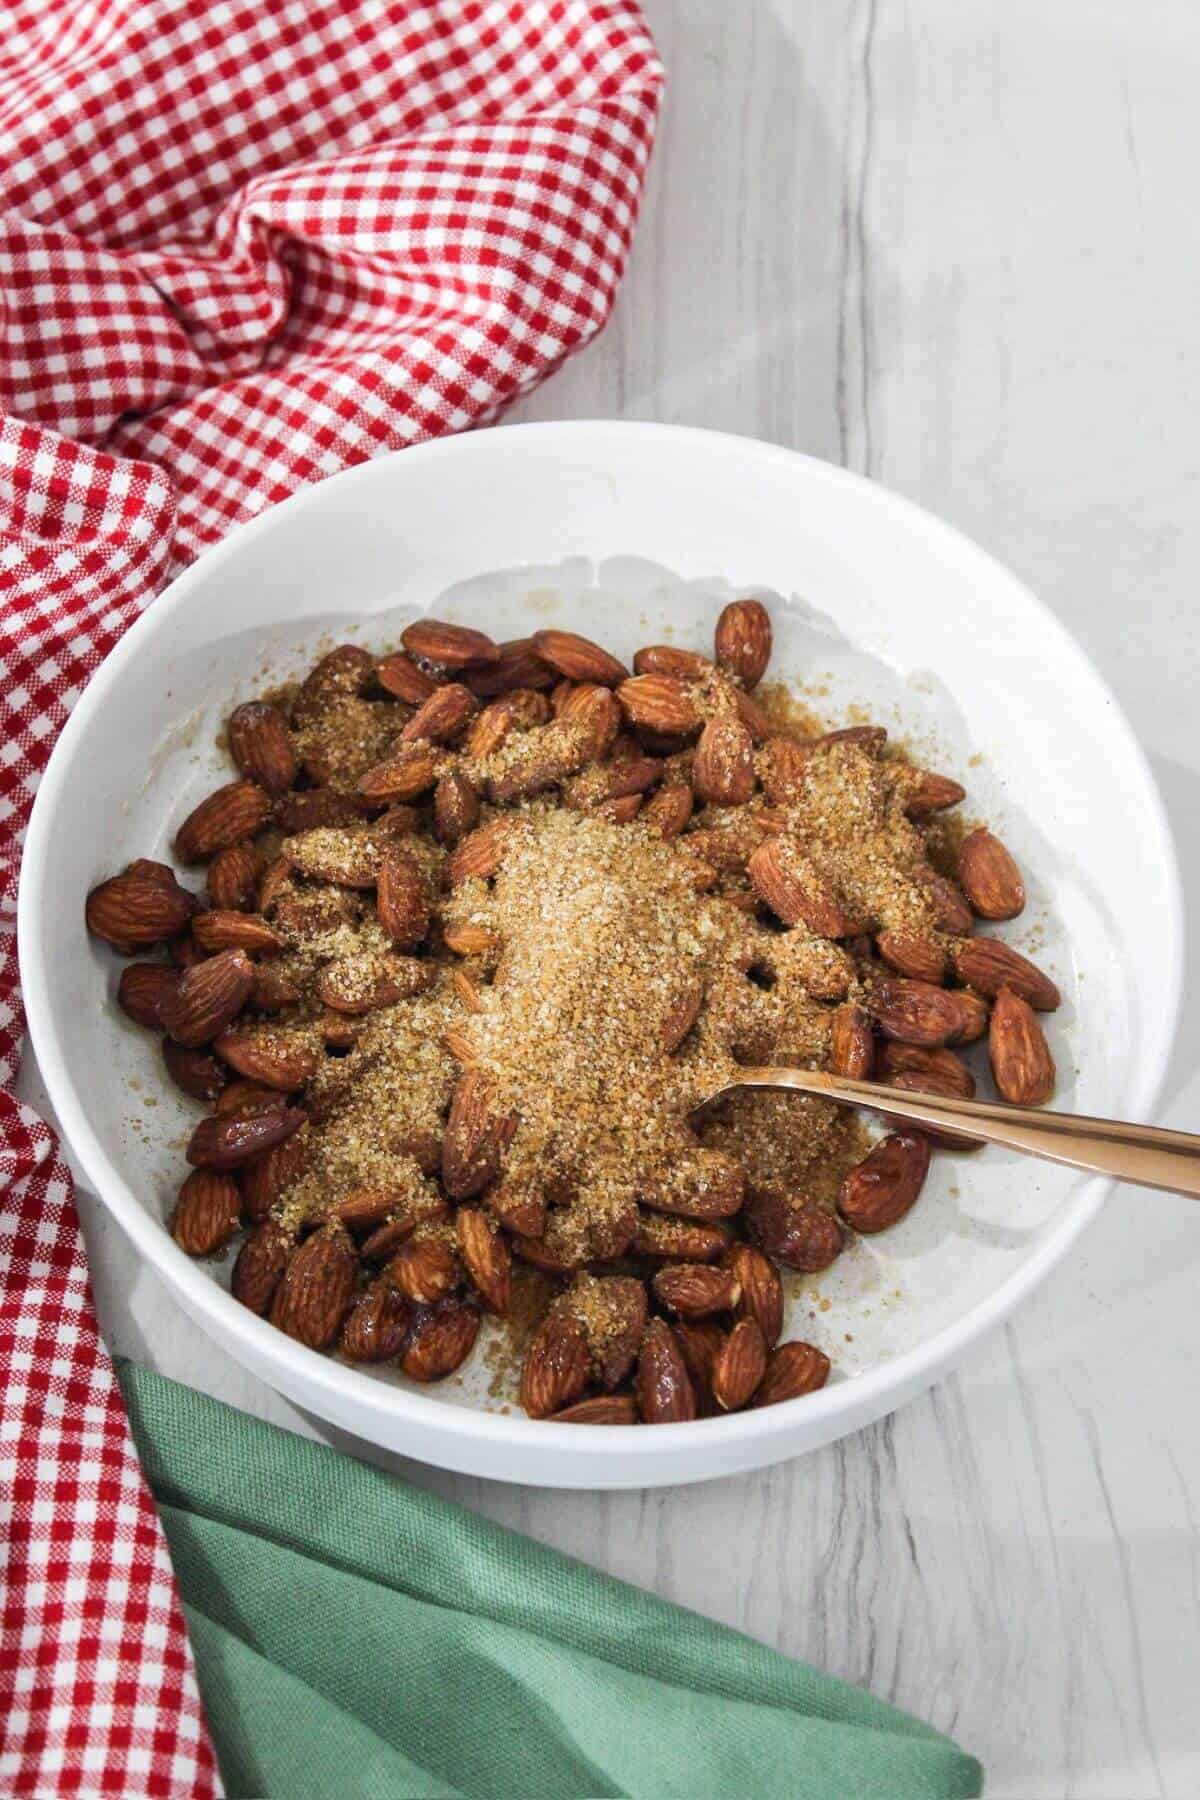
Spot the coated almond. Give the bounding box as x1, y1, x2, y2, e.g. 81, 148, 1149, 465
216, 1080, 289, 1118
653, 1263, 740, 1318
672, 1320, 723, 1412
398, 681, 478, 745
376, 650, 439, 704
270, 1225, 357, 1349
548, 1395, 638, 1425
442, 1069, 515, 1198
159, 948, 255, 1047
714, 598, 772, 689
876, 930, 946, 984
754, 1341, 831, 1407
947, 988, 990, 1045
820, 723, 887, 756
401, 618, 500, 668
274, 789, 374, 834
376, 847, 431, 948
356, 745, 440, 803
870, 975, 964, 1047
445, 819, 513, 887
401, 1300, 480, 1381
214, 1024, 319, 1090
171, 1170, 242, 1255
838, 1131, 931, 1234
642, 784, 694, 839
559, 683, 621, 759
531, 628, 627, 687
725, 1244, 784, 1346
443, 921, 501, 957
633, 1214, 732, 1261
878, 1043, 975, 1098
227, 701, 297, 794
86, 866, 197, 950
232, 1219, 294, 1315
433, 770, 481, 844
711, 1317, 767, 1411
958, 829, 1026, 921
745, 1191, 844, 1272
192, 910, 283, 956
693, 716, 755, 806
292, 645, 373, 725
175, 780, 272, 864
616, 674, 702, 737
240, 1125, 309, 1221
162, 1039, 227, 1102
758, 736, 812, 803
633, 644, 713, 680
386, 1233, 462, 1304
919, 870, 975, 935
208, 842, 264, 911
338, 1279, 412, 1362
905, 770, 966, 817
117, 962, 178, 1030
748, 838, 849, 937
187, 1106, 306, 1169
989, 985, 1056, 1104
634, 1318, 697, 1423
463, 637, 556, 696
829, 1002, 875, 1080
456, 1207, 512, 1315
661, 980, 704, 1053
520, 1309, 592, 1417
951, 937, 1060, 1011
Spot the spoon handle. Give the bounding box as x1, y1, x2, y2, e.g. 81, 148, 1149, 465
733, 1067, 1200, 1198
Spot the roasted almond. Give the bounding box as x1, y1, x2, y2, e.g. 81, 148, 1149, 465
876, 930, 946, 984
456, 1208, 512, 1315
252, 962, 303, 1011
270, 1224, 357, 1349
401, 1300, 481, 1381
356, 745, 440, 803
443, 921, 501, 957
672, 1320, 723, 1413
838, 1131, 931, 1234
733, 688, 774, 744
905, 770, 966, 817
748, 838, 849, 937
878, 1043, 975, 1097
653, 1263, 740, 1318
117, 962, 178, 1029
361, 1199, 450, 1260
442, 1068, 515, 1198
531, 628, 627, 687
214, 1024, 319, 1090
616, 673, 702, 737
633, 645, 713, 680
240, 1125, 309, 1221
282, 826, 382, 888
86, 865, 197, 950
376, 846, 431, 948
162, 1039, 227, 1102
919, 870, 975, 935
159, 948, 255, 1047
870, 975, 963, 1047
216, 1079, 288, 1119
633, 1214, 732, 1262
187, 1105, 306, 1169
207, 842, 264, 911
520, 1309, 592, 1417
634, 1318, 696, 1423
559, 683, 621, 759
958, 829, 1026, 921
829, 1002, 875, 1080
171, 1170, 242, 1255
376, 649, 439, 704
401, 618, 499, 669
548, 1394, 638, 1425
485, 1181, 546, 1239
693, 715, 755, 806
758, 736, 812, 803
445, 819, 513, 887
273, 789, 375, 834
821, 724, 887, 756
989, 986, 1056, 1104
232, 1219, 295, 1315
463, 637, 555, 696
228, 701, 297, 794
398, 681, 478, 745
884, 1070, 983, 1149
386, 1233, 462, 1304
292, 645, 374, 725
433, 770, 481, 845
745, 1191, 844, 1272
951, 937, 1060, 1011
338, 1279, 412, 1362
192, 910, 283, 956
725, 1244, 784, 1346
175, 780, 272, 864
642, 783, 694, 838
711, 1317, 767, 1411
947, 988, 990, 1045
714, 598, 772, 689
641, 1146, 745, 1220
754, 1340, 831, 1407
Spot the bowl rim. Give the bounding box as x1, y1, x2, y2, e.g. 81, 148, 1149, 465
19, 418, 1185, 1462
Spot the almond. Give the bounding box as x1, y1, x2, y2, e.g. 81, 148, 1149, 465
270, 1224, 357, 1349
559, 683, 621, 758
162, 1039, 227, 1101
338, 1279, 412, 1362
714, 598, 772, 689
633, 1214, 732, 1262
445, 819, 513, 887
252, 963, 303, 1011
870, 975, 963, 1047
282, 827, 381, 888
989, 986, 1056, 1104
653, 1263, 740, 1318
227, 701, 297, 794
356, 745, 440, 803
466, 698, 518, 759
748, 838, 849, 937
483, 721, 592, 803
642, 783, 694, 839
641, 1146, 745, 1220
549, 678, 575, 716
958, 828, 1026, 921
821, 724, 887, 756
330, 1190, 407, 1232
905, 770, 966, 817
662, 980, 704, 1053
634, 1318, 696, 1423
733, 688, 774, 744
171, 1170, 242, 1255
951, 938, 1060, 1011
693, 715, 755, 806
398, 681, 478, 745
192, 910, 283, 956
725, 1244, 784, 1346
548, 1395, 638, 1425
633, 644, 713, 680
745, 1191, 844, 1272
214, 1024, 319, 1090
442, 1068, 515, 1198
433, 770, 481, 844
919, 870, 975, 935
361, 1200, 449, 1260
947, 987, 990, 1045
376, 650, 439, 704
117, 963, 178, 1029
754, 1340, 831, 1407
452, 966, 483, 1012
386, 1233, 461, 1304
168, 930, 204, 970
711, 1317, 767, 1411
401, 619, 499, 669
232, 1219, 295, 1315
240, 1125, 309, 1221
828, 1001, 874, 1080
292, 645, 374, 725
159, 948, 255, 1047
531, 628, 627, 687
884, 1070, 983, 1149
563, 1276, 647, 1391
456, 1208, 512, 1315
758, 736, 812, 802
375, 846, 431, 948
672, 1320, 723, 1412
175, 780, 272, 864
273, 789, 375, 834
216, 1080, 288, 1119
207, 842, 264, 911
86, 865, 197, 950
401, 1300, 481, 1381
187, 1105, 306, 1169
876, 929, 946, 984
838, 1131, 931, 1233
878, 1043, 975, 1097
485, 1182, 546, 1239
520, 1309, 592, 1417
463, 637, 555, 696
443, 922, 501, 957
616, 673, 702, 737
598, 795, 642, 825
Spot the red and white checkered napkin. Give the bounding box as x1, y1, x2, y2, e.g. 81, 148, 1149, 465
0, 4, 662, 1791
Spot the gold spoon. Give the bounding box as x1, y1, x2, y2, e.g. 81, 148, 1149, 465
700, 1066, 1200, 1198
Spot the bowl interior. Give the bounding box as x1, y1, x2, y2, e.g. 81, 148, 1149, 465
21, 424, 1180, 1470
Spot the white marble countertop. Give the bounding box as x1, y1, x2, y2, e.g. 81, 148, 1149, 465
30, 5, 1200, 1795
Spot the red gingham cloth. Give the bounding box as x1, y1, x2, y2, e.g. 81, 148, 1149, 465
0, 3, 662, 1792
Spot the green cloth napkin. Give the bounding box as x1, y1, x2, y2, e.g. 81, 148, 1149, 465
118, 1363, 982, 1800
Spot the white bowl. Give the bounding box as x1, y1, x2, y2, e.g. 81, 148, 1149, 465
20, 422, 1182, 1488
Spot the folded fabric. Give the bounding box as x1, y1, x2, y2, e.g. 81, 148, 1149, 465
119, 1363, 983, 1800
